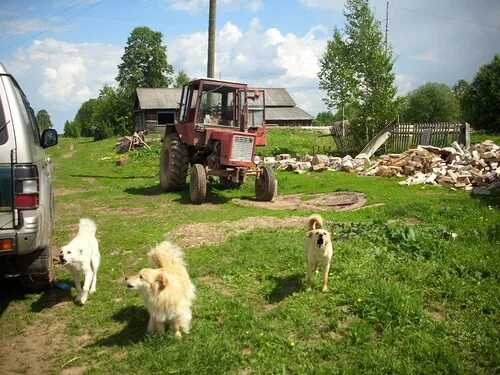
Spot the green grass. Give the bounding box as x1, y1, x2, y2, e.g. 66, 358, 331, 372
0, 131, 499, 374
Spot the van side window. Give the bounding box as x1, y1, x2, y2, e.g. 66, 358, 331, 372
0, 99, 7, 145
11, 81, 41, 147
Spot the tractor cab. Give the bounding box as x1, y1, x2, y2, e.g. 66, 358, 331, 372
160, 78, 275, 204
176, 78, 266, 146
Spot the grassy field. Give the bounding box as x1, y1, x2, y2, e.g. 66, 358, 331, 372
0, 130, 499, 374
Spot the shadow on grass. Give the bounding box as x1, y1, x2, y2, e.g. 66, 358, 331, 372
125, 184, 164, 196
91, 305, 149, 347
70, 174, 153, 180
0, 277, 72, 317
470, 190, 500, 208
266, 274, 303, 304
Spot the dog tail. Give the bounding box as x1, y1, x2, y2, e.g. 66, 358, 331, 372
307, 214, 324, 231
78, 218, 97, 236
148, 241, 185, 269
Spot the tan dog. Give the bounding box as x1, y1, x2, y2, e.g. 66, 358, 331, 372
125, 241, 196, 337
305, 214, 333, 292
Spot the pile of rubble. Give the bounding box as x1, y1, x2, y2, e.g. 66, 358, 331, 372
264, 153, 369, 174
262, 140, 499, 194
364, 140, 499, 194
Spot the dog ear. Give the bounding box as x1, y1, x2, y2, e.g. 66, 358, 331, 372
153, 272, 168, 293
307, 230, 314, 238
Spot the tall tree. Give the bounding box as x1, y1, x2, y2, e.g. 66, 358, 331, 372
73, 98, 98, 137
63, 120, 80, 138
36, 109, 53, 131
116, 26, 174, 91
402, 82, 460, 123
457, 55, 500, 132
318, 0, 399, 149
174, 70, 191, 88
313, 111, 335, 126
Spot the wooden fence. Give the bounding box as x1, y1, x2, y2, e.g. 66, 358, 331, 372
330, 121, 470, 155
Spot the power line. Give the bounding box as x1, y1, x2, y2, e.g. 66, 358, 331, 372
0, 0, 106, 51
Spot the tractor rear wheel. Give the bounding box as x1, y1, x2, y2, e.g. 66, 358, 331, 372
160, 133, 189, 191
189, 164, 207, 204
255, 165, 276, 201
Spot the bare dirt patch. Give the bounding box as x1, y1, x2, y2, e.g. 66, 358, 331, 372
54, 188, 87, 197
0, 317, 67, 375
425, 308, 447, 321
167, 192, 366, 249
168, 216, 304, 249
233, 192, 367, 211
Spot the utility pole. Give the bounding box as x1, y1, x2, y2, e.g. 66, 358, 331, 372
207, 0, 216, 78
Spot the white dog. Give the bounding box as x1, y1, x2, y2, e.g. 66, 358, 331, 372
125, 241, 196, 337
59, 218, 100, 305
305, 214, 333, 292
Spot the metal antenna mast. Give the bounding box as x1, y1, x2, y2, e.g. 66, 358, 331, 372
384, 1, 389, 53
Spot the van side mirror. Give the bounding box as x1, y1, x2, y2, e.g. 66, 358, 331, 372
41, 128, 58, 148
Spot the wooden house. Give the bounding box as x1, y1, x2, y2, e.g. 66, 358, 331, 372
134, 86, 313, 133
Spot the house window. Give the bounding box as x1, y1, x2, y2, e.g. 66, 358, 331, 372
157, 112, 175, 125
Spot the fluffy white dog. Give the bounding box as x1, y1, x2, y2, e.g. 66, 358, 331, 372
59, 218, 100, 305
125, 241, 196, 337
305, 214, 333, 292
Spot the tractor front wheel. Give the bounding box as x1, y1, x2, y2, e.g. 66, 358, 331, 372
160, 133, 189, 191
255, 165, 276, 201
189, 164, 207, 204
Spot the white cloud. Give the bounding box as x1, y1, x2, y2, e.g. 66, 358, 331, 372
395, 74, 414, 95
5, 38, 122, 130
170, 19, 329, 116
163, 0, 261, 13
14, 38, 122, 104
299, 0, 344, 12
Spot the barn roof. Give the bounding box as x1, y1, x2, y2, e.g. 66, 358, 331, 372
135, 87, 313, 121
136, 88, 181, 109
251, 88, 297, 107
266, 106, 314, 121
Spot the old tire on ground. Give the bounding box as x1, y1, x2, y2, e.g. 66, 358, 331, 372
189, 164, 207, 204
255, 165, 276, 201
160, 133, 189, 191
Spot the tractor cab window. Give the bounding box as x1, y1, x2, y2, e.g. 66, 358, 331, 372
248, 90, 264, 128
198, 84, 236, 126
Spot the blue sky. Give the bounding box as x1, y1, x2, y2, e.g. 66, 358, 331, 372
1, 0, 499, 133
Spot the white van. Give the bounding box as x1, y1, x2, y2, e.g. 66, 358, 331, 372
0, 63, 58, 290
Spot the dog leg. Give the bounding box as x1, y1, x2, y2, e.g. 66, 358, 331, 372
321, 262, 331, 293
176, 310, 192, 336
78, 270, 93, 305
71, 270, 83, 302
90, 252, 100, 293
306, 262, 315, 291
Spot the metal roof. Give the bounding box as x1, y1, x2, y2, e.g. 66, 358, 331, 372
135, 87, 312, 121
250, 88, 297, 107
266, 106, 314, 121
136, 88, 182, 109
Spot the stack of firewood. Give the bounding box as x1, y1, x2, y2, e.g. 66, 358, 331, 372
363, 140, 499, 194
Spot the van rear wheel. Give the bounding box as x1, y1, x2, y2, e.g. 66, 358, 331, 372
23, 245, 54, 291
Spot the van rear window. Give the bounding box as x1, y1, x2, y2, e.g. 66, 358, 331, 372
0, 166, 12, 211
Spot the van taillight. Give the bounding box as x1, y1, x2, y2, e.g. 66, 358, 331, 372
13, 165, 39, 210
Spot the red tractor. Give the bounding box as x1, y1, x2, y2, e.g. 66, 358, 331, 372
160, 78, 276, 204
